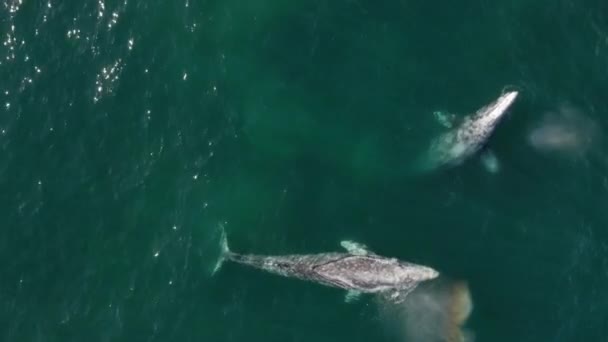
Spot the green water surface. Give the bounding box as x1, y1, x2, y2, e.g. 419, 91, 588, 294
2, 1, 608, 341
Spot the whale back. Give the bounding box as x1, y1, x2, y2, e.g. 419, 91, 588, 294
229, 253, 404, 291
228, 252, 347, 282
228, 251, 438, 295
313, 255, 403, 292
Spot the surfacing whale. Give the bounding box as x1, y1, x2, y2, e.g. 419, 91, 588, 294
420, 90, 519, 173
213, 229, 439, 303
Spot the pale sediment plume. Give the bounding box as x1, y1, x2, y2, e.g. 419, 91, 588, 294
376, 278, 474, 342
444, 280, 474, 342
527, 104, 600, 158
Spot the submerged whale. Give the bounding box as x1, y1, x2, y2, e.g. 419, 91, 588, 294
421, 90, 519, 172
213, 229, 439, 303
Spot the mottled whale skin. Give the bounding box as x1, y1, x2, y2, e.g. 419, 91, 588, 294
214, 230, 439, 303
424, 90, 519, 170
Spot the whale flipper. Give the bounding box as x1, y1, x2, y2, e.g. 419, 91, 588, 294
383, 282, 419, 303
345, 290, 362, 303
340, 240, 369, 255
433, 110, 458, 129
480, 150, 500, 173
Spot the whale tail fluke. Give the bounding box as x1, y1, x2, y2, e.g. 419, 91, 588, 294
212, 223, 231, 275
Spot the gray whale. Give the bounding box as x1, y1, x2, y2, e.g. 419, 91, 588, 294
421, 90, 519, 172
213, 229, 439, 303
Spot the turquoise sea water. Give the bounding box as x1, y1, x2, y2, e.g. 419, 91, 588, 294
2, 1, 608, 341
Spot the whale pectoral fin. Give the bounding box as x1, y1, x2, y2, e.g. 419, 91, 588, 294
433, 110, 458, 129
340, 240, 370, 255
480, 149, 500, 174
433, 110, 454, 129
345, 290, 362, 303
384, 282, 419, 304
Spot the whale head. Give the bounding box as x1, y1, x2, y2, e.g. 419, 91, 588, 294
473, 90, 519, 131
397, 261, 440, 283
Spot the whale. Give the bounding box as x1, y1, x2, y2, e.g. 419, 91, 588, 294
213, 228, 439, 303
420, 90, 519, 173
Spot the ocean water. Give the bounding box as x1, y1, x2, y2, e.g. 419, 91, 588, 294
2, 1, 608, 341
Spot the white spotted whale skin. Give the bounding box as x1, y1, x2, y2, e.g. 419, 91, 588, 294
423, 90, 518, 170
